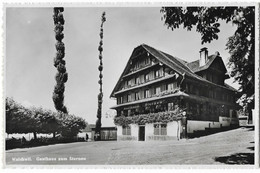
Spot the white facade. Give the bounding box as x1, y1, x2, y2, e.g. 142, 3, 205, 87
187, 116, 239, 134
117, 121, 182, 141
117, 115, 239, 141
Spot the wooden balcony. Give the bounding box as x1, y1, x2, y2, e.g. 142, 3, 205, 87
115, 74, 175, 95
111, 90, 187, 109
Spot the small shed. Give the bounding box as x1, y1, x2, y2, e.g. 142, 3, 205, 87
78, 124, 96, 141
91, 127, 117, 141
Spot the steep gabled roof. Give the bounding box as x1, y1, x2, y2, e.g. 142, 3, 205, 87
142, 44, 193, 75
187, 55, 227, 73
110, 44, 235, 98
141, 44, 205, 81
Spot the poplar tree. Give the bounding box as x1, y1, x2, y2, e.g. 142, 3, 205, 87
52, 7, 68, 113
95, 12, 106, 140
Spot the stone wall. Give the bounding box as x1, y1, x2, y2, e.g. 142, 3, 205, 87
187, 120, 221, 133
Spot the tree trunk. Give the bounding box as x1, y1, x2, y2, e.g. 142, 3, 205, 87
53, 132, 56, 138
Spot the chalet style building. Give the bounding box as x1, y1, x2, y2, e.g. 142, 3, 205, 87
110, 44, 239, 141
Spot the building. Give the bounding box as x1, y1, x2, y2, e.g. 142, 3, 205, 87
91, 127, 117, 141
110, 44, 239, 141
78, 124, 117, 141
77, 124, 95, 141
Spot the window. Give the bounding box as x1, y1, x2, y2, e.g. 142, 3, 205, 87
155, 70, 160, 78
168, 82, 177, 91
154, 124, 167, 135
156, 87, 161, 95
135, 61, 140, 70
145, 74, 149, 82
168, 83, 174, 91
117, 97, 121, 104
144, 89, 150, 98
160, 68, 164, 77
127, 80, 132, 86
161, 84, 166, 92
135, 92, 140, 101
161, 124, 167, 135
136, 77, 141, 85
122, 125, 131, 135
154, 124, 159, 135
168, 102, 174, 111
127, 94, 132, 102
128, 109, 131, 116
145, 58, 150, 65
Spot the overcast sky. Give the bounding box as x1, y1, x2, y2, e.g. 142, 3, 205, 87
6, 7, 238, 126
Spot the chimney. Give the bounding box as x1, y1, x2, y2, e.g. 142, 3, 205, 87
199, 47, 208, 67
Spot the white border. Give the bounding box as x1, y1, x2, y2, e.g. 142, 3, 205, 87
254, 2, 259, 168
1, 0, 259, 170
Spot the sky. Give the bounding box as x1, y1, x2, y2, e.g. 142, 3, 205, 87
6, 7, 238, 126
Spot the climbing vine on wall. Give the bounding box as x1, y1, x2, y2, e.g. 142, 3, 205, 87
114, 108, 185, 126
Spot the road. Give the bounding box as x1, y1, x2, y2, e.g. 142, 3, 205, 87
5, 127, 254, 165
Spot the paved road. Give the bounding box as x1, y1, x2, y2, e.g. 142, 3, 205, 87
5, 127, 254, 165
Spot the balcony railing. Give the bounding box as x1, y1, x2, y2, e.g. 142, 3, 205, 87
115, 74, 175, 95
111, 90, 187, 109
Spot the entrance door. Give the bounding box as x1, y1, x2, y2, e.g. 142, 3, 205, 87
139, 126, 145, 141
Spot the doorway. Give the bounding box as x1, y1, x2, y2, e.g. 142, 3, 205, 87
139, 126, 145, 141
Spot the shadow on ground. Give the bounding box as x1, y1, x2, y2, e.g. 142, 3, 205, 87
215, 153, 254, 164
